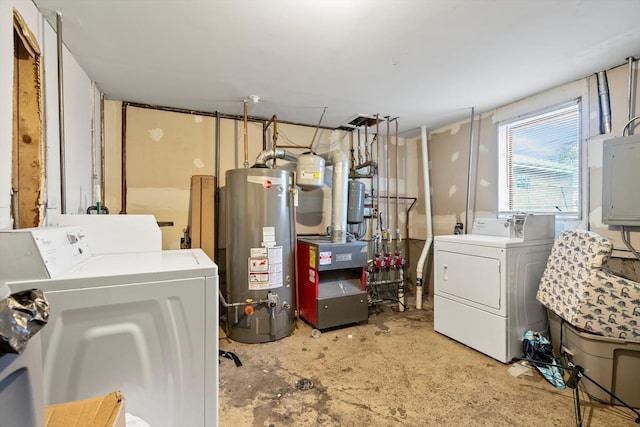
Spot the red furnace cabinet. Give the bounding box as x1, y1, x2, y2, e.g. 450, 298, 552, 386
297, 237, 368, 329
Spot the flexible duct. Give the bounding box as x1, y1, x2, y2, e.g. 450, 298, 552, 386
321, 150, 349, 243
596, 71, 612, 134
415, 126, 433, 310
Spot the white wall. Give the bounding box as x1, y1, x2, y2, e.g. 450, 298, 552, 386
0, 0, 96, 229
422, 61, 640, 258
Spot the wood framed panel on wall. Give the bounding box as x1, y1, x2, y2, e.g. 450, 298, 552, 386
12, 10, 44, 229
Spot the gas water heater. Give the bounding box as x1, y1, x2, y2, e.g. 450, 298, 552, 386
223, 168, 296, 343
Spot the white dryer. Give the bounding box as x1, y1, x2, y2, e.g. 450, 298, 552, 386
0, 225, 218, 427
434, 216, 554, 363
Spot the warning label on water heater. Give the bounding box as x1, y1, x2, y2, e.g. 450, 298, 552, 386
248, 246, 283, 290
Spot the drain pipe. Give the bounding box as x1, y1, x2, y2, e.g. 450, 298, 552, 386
321, 150, 349, 244
415, 126, 433, 310
56, 12, 67, 214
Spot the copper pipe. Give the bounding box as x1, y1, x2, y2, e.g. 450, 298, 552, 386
243, 100, 249, 168
349, 131, 355, 172
270, 144, 308, 149
364, 125, 369, 162
120, 102, 127, 214
357, 128, 363, 165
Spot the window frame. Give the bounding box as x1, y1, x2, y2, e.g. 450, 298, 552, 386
498, 98, 582, 219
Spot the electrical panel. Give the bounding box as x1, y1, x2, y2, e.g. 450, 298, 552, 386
602, 134, 640, 226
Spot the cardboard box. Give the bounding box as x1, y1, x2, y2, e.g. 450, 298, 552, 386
189, 175, 216, 261
45, 391, 125, 427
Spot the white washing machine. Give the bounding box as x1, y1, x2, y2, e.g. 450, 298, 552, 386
434, 216, 554, 363
0, 224, 218, 427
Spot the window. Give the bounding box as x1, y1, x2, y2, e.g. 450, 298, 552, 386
498, 100, 580, 216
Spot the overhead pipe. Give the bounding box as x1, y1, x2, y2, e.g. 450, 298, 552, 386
464, 107, 475, 234
596, 71, 612, 134
56, 12, 66, 214
415, 126, 433, 310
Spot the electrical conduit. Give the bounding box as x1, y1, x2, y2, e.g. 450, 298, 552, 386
415, 126, 433, 310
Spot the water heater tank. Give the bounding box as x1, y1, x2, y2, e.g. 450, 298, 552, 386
296, 153, 325, 191
224, 168, 296, 343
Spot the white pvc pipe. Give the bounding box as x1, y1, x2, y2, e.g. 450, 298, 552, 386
321, 150, 349, 243
415, 126, 433, 310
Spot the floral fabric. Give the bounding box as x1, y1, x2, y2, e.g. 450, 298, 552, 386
536, 229, 640, 342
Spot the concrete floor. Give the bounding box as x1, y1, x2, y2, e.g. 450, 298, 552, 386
218, 297, 638, 426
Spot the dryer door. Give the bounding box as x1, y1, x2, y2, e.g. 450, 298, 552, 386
435, 249, 503, 312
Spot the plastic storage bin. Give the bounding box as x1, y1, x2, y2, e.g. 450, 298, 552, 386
548, 310, 640, 408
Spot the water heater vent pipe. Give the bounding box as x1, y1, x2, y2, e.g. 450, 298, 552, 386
321, 150, 349, 243
254, 148, 297, 167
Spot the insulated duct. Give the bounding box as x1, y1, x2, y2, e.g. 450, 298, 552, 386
415, 126, 433, 310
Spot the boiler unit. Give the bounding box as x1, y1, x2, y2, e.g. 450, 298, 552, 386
297, 237, 368, 329
224, 168, 296, 343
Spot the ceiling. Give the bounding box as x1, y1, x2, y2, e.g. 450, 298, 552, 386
32, 0, 640, 136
